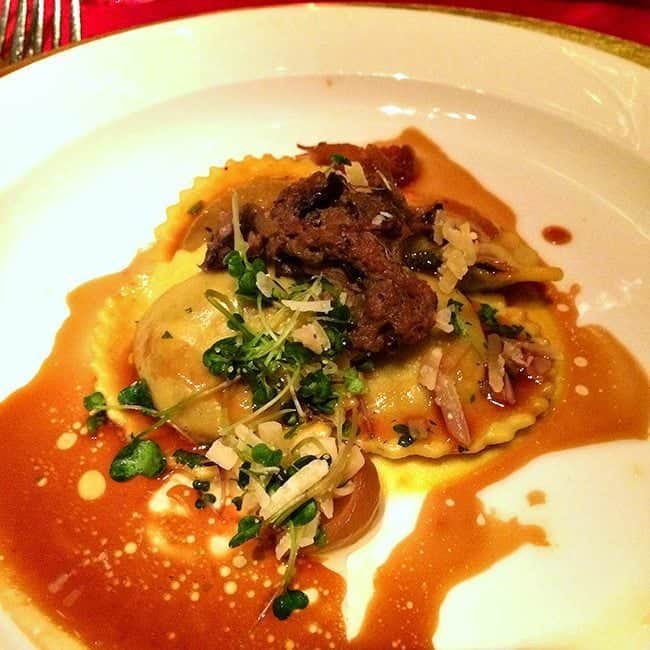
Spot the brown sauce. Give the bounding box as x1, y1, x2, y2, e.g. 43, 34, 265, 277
542, 225, 572, 245
0, 129, 647, 649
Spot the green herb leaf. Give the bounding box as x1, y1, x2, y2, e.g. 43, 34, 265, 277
343, 368, 366, 395
237, 461, 251, 489
272, 588, 309, 620
289, 498, 318, 526
478, 303, 524, 339
109, 438, 166, 482
237, 270, 258, 296
203, 336, 240, 378
86, 411, 107, 434
447, 299, 468, 337
298, 370, 337, 414
117, 379, 155, 410
330, 153, 351, 166
477, 303, 498, 327
226, 312, 248, 333
282, 342, 314, 366
224, 250, 245, 278
323, 326, 348, 356
251, 443, 283, 468
314, 527, 328, 548
172, 449, 207, 469
228, 515, 262, 548
83, 391, 106, 412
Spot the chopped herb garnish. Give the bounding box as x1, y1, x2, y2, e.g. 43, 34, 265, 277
393, 423, 415, 447
272, 588, 309, 620
161, 330, 173, 339
251, 443, 283, 468
187, 200, 205, 216
117, 379, 154, 410
478, 303, 524, 339
229, 515, 262, 548
109, 437, 166, 482
447, 299, 468, 337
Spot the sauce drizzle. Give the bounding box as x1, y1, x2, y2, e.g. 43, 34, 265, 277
542, 225, 573, 245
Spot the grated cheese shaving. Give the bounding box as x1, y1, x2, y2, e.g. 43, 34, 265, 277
281, 299, 332, 313
290, 321, 331, 354
418, 348, 443, 391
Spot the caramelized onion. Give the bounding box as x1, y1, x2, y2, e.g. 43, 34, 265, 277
318, 457, 381, 552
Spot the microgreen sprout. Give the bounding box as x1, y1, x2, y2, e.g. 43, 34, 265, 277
109, 436, 166, 482
228, 515, 262, 548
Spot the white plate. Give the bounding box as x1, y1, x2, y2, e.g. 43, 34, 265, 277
0, 5, 648, 649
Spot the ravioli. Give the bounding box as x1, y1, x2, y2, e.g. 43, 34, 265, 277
360, 290, 564, 459
91, 155, 317, 438
89, 137, 565, 461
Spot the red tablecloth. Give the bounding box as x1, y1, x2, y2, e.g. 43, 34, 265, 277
79, 1, 650, 46
3, 0, 650, 56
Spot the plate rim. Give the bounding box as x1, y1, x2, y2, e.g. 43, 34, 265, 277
1, 1, 648, 80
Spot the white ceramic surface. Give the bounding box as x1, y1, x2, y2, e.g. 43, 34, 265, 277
0, 5, 648, 648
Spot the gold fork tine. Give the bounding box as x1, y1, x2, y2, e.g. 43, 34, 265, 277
69, 0, 80, 42
26, 0, 43, 56
9, 0, 27, 62
52, 0, 60, 47
3, 0, 81, 63
0, 0, 10, 54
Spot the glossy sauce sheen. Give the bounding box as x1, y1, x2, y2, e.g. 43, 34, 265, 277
0, 132, 647, 650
